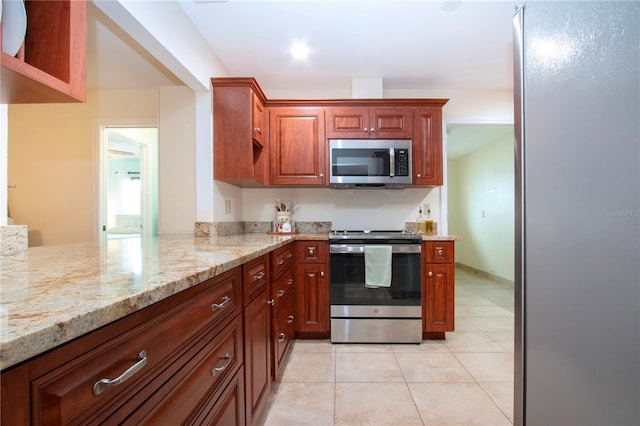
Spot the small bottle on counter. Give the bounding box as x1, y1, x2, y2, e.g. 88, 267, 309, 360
425, 207, 434, 234
416, 207, 426, 234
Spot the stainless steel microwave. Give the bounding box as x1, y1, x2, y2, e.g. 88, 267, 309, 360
329, 139, 412, 189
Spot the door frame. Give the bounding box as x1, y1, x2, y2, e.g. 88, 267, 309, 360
97, 120, 158, 242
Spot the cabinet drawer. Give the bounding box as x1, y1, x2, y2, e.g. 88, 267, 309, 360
272, 292, 295, 380
271, 269, 294, 312
423, 241, 454, 264
126, 315, 244, 424
270, 244, 294, 282
244, 255, 269, 306
296, 241, 327, 263
31, 269, 242, 425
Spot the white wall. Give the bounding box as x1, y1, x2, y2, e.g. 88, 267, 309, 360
243, 187, 441, 231
448, 133, 514, 281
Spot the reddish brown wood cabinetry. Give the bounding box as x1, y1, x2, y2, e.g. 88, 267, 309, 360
269, 106, 327, 186
422, 241, 456, 338
295, 241, 329, 336
269, 244, 295, 380
1, 0, 87, 103
413, 107, 445, 186
1, 268, 244, 425
212, 78, 269, 187
326, 106, 413, 139
242, 254, 272, 426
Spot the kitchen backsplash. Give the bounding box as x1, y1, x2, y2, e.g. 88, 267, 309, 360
195, 221, 332, 237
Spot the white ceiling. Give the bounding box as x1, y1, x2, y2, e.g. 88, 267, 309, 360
86, 0, 517, 157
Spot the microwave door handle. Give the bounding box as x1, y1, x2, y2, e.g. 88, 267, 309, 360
389, 148, 395, 177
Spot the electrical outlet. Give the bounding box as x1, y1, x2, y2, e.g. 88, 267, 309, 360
224, 199, 231, 214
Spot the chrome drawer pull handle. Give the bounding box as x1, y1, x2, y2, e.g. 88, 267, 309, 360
277, 290, 285, 297
211, 295, 231, 311
278, 333, 286, 342
211, 353, 232, 376
277, 259, 284, 265
288, 315, 294, 324
287, 253, 293, 259
93, 351, 147, 395
254, 272, 265, 281
287, 279, 294, 286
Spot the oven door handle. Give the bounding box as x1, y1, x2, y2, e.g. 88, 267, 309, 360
330, 244, 421, 254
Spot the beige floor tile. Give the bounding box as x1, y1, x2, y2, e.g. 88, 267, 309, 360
455, 352, 514, 383
334, 343, 393, 352
455, 294, 495, 306
481, 382, 514, 423
336, 352, 404, 382
335, 382, 423, 426
408, 382, 512, 425
280, 351, 336, 383
456, 305, 514, 317
391, 340, 450, 353
445, 331, 506, 353
472, 316, 515, 332
487, 331, 515, 352
260, 382, 335, 425
451, 316, 482, 332
291, 339, 335, 353
395, 352, 474, 383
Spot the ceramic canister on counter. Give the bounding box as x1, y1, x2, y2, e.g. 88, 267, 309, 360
276, 211, 292, 232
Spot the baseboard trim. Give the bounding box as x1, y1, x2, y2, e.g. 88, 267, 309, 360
455, 263, 514, 285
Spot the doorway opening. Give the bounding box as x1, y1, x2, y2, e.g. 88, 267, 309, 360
99, 126, 158, 241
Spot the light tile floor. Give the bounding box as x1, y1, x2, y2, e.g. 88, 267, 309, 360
259, 267, 515, 426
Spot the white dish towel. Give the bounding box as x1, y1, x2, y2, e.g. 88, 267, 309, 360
364, 245, 392, 288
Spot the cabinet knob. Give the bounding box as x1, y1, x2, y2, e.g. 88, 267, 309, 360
287, 278, 294, 286
428, 271, 433, 276
267, 299, 275, 305
370, 128, 375, 132
417, 173, 422, 178
320, 173, 324, 179
437, 249, 443, 255
287, 253, 293, 259
288, 315, 294, 324
254, 127, 261, 133
278, 333, 286, 342
364, 127, 368, 132
277, 259, 284, 265
320, 271, 325, 277
277, 289, 285, 297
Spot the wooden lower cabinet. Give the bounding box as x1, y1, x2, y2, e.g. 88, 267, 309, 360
1, 268, 244, 425
272, 291, 295, 380
243, 253, 272, 424
422, 241, 456, 337
295, 241, 329, 336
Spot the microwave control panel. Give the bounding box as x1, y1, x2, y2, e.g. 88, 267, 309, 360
395, 149, 410, 176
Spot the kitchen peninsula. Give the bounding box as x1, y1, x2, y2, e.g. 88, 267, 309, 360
0, 231, 456, 424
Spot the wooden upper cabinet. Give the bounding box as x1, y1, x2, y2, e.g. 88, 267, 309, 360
326, 106, 413, 139
413, 107, 444, 186
1, 0, 87, 103
212, 78, 269, 187
269, 106, 327, 186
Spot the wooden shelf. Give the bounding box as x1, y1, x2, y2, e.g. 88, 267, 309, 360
1, 0, 86, 104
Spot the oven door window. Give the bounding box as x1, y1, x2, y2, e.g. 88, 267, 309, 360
330, 252, 421, 306
331, 149, 390, 177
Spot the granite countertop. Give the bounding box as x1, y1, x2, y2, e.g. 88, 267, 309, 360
0, 234, 328, 370
0, 231, 455, 371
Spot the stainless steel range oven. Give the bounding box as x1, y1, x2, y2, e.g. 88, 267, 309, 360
329, 230, 422, 343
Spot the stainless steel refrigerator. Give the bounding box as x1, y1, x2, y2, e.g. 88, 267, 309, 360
513, 2, 639, 425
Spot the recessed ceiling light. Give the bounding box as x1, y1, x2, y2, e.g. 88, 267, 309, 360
290, 43, 309, 59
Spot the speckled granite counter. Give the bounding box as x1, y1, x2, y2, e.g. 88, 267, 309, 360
0, 234, 327, 370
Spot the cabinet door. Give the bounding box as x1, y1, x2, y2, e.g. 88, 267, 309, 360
269, 107, 327, 185
370, 107, 413, 139
296, 264, 329, 333
423, 264, 455, 332
272, 292, 295, 380
413, 107, 444, 185
251, 91, 266, 147
244, 289, 272, 426
326, 106, 369, 138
